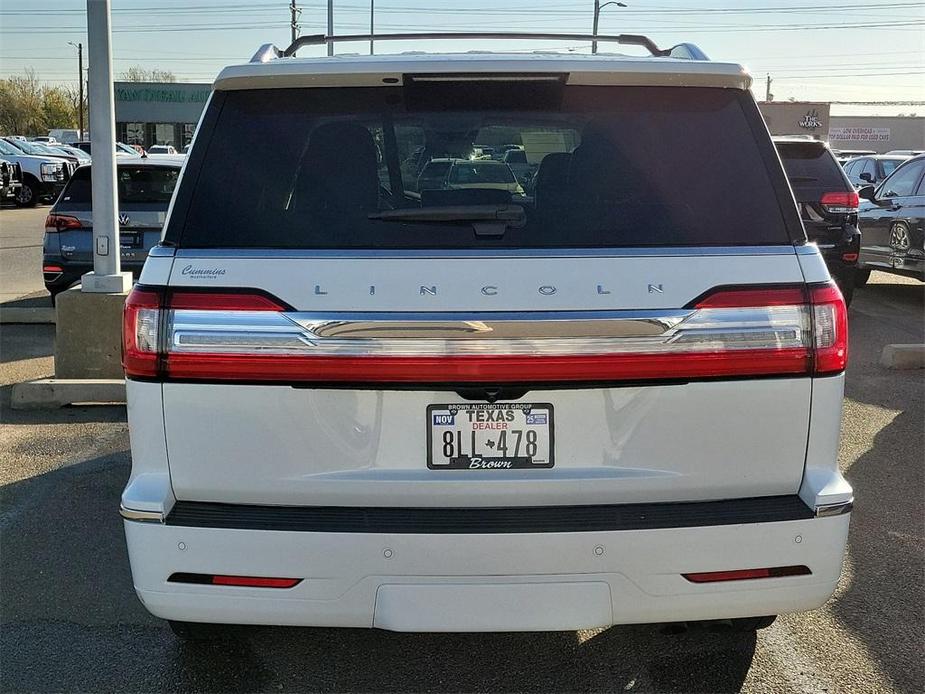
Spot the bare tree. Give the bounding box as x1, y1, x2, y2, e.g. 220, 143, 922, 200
0, 69, 45, 135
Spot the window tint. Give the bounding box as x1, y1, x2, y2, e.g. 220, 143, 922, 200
173, 85, 794, 249
880, 160, 924, 198
842, 160, 858, 176
60, 166, 180, 205
881, 159, 904, 178
776, 143, 848, 196
504, 149, 527, 164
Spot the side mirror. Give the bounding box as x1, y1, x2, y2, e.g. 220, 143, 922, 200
858, 185, 877, 202
859, 172, 873, 183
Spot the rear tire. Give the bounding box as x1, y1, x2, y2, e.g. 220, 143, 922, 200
854, 269, 871, 287
167, 620, 224, 641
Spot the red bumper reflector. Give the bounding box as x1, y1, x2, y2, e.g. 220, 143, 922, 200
211, 575, 301, 588
841, 252, 859, 263
43, 265, 64, 273
683, 565, 811, 583
168, 572, 301, 588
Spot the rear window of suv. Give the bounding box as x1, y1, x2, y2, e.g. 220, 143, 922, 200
170, 84, 797, 249
776, 142, 849, 199
62, 165, 180, 205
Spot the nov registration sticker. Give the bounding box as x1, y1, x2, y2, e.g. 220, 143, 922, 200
426, 403, 554, 470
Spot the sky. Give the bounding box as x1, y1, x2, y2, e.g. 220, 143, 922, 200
1, 0, 924, 115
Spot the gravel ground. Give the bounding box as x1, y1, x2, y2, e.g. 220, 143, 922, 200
1, 205, 922, 693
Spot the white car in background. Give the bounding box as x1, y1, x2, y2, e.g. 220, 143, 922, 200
0, 137, 69, 206
147, 144, 178, 155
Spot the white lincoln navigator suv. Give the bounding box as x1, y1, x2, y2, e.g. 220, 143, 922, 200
120, 33, 852, 639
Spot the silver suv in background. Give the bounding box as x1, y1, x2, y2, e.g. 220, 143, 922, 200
43, 157, 183, 299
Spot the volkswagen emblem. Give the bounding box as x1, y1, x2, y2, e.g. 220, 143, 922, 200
118, 213, 130, 225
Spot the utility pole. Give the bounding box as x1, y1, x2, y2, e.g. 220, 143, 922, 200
592, 1, 626, 54
289, 0, 299, 44
327, 0, 334, 55
69, 42, 85, 137
370, 0, 374, 55
766, 73, 773, 102
83, 0, 130, 293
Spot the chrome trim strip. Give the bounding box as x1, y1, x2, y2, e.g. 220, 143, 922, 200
173, 245, 799, 260
814, 499, 853, 517
288, 310, 689, 339
120, 504, 165, 523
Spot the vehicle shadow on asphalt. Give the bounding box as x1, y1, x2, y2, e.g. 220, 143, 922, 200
834, 406, 925, 694
0, 448, 758, 694
831, 278, 924, 693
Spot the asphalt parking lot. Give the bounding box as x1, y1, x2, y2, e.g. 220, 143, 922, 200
1, 205, 923, 693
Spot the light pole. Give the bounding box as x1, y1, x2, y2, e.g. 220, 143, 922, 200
591, 1, 627, 54
68, 41, 84, 137
327, 0, 334, 56
83, 0, 131, 293
370, 0, 374, 55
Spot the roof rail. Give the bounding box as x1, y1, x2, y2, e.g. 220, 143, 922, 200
250, 32, 709, 63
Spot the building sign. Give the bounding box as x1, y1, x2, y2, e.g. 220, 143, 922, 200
758, 102, 830, 140
115, 87, 210, 104
829, 127, 891, 142
799, 109, 824, 131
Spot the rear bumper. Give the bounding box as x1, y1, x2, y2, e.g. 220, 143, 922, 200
124, 503, 850, 631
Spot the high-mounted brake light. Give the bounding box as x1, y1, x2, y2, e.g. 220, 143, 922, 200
123, 283, 847, 382
44, 214, 82, 232
820, 191, 859, 214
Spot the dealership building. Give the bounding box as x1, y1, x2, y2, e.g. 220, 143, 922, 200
114, 81, 211, 150
758, 101, 925, 153
115, 84, 924, 155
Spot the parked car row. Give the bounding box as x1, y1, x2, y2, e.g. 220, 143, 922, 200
831, 148, 925, 284
773, 139, 924, 293
0, 137, 72, 207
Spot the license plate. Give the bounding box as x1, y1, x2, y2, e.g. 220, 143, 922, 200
120, 231, 142, 249
427, 403, 554, 470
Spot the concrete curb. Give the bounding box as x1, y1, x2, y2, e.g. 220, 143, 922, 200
11, 378, 126, 409
881, 344, 925, 370
0, 307, 55, 324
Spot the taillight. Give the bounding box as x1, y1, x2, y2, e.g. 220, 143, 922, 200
820, 191, 859, 214
809, 282, 848, 375
44, 214, 82, 232
122, 287, 163, 378
122, 284, 847, 382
